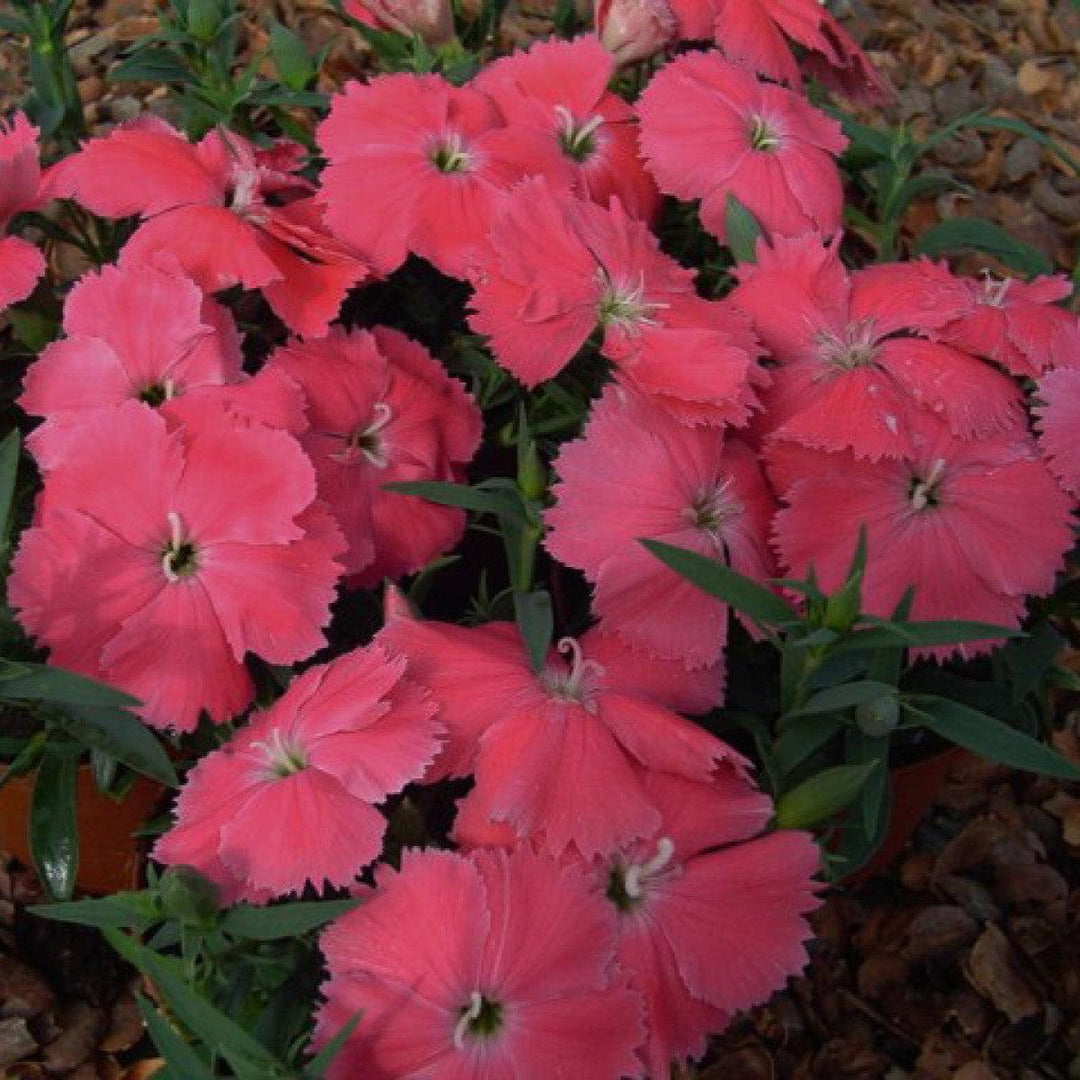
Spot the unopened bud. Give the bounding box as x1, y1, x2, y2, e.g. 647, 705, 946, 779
594, 0, 677, 66
345, 0, 455, 47
158, 865, 221, 927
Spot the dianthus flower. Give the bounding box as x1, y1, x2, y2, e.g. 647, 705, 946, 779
318, 73, 535, 278
1036, 358, 1080, 498
668, 0, 890, 103
380, 589, 725, 785
9, 401, 344, 731
0, 112, 47, 308
20, 257, 242, 467
47, 117, 368, 337
473, 36, 658, 220
731, 233, 1024, 461
933, 271, 1078, 378
315, 847, 645, 1080
773, 413, 1074, 655
153, 644, 441, 902
637, 51, 847, 243
546, 386, 776, 668
597, 772, 820, 1075
469, 178, 766, 425
265, 326, 482, 584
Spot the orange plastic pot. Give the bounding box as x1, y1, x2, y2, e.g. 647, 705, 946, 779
0, 768, 164, 895
844, 746, 965, 886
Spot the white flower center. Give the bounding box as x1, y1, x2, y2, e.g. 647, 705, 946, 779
540, 637, 606, 712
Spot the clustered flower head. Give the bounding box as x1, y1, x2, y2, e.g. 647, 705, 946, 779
3, 2, 1077, 1076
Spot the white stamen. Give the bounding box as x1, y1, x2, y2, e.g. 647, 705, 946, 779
623, 837, 675, 900
910, 457, 947, 511
252, 728, 307, 779
453, 991, 484, 1051
980, 272, 1012, 308
161, 511, 186, 583
330, 403, 393, 467
543, 637, 606, 712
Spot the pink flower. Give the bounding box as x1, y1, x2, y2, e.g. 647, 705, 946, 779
315, 847, 645, 1080
318, 74, 532, 278
344, 0, 455, 46
474, 36, 659, 220
47, 118, 368, 337
9, 400, 345, 731
380, 593, 726, 786
265, 326, 482, 584
20, 256, 243, 468
1036, 360, 1080, 498
706, 0, 891, 103
934, 272, 1077, 378
637, 51, 847, 242
773, 414, 1074, 655
546, 386, 776, 668
469, 178, 766, 425
595, 0, 678, 66
731, 234, 1024, 462
599, 773, 819, 1074
0, 112, 47, 308
153, 644, 441, 902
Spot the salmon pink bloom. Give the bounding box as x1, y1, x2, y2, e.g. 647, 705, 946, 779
1036, 361, 1080, 498
265, 326, 482, 584
344, 0, 455, 46
637, 51, 847, 243
934, 272, 1077, 378
318, 74, 534, 278
315, 847, 645, 1080
595, 0, 678, 66
47, 118, 368, 337
10, 401, 345, 731
731, 234, 1024, 461
380, 593, 725, 783
20, 257, 242, 467
599, 772, 820, 1075
153, 644, 441, 902
0, 112, 47, 308
380, 603, 738, 857
474, 36, 659, 221
546, 386, 776, 668
469, 179, 766, 425
773, 414, 1074, 655
697, 0, 891, 103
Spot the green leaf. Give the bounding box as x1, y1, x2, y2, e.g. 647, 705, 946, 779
111, 47, 198, 85
836, 619, 1020, 652
30, 744, 80, 901
0, 730, 48, 796
0, 660, 141, 708
786, 680, 897, 719
30, 890, 162, 931
902, 695, 1080, 780
136, 993, 216, 1080
0, 430, 20, 547
915, 218, 1053, 277
724, 194, 762, 263
269, 21, 315, 89
304, 1012, 363, 1079
776, 760, 879, 829
773, 716, 845, 776
221, 897, 361, 941
104, 931, 289, 1079
641, 540, 796, 627
60, 705, 177, 786
1001, 621, 1066, 703
384, 480, 526, 521
513, 589, 553, 675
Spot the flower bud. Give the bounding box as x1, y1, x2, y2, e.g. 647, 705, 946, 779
594, 0, 677, 66
158, 865, 221, 927
345, 0, 456, 47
